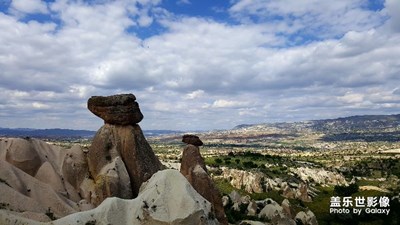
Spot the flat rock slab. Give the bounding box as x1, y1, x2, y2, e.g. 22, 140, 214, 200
88, 94, 143, 125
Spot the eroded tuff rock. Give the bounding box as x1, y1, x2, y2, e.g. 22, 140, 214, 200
88, 123, 162, 204
225, 191, 318, 225
88, 93, 143, 125
182, 134, 203, 146
0, 138, 82, 220
180, 138, 227, 225
0, 170, 220, 225
4, 138, 42, 176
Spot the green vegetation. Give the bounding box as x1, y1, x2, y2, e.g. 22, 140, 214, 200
334, 183, 359, 196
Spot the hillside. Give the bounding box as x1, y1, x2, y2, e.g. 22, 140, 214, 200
149, 113, 400, 144
234, 114, 400, 133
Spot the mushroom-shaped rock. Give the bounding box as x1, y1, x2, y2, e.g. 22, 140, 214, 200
88, 94, 143, 125
182, 134, 203, 146
180, 144, 227, 225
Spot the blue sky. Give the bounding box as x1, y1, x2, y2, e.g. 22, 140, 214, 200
0, 0, 400, 131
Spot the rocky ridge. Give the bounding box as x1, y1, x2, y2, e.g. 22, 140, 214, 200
219, 167, 345, 203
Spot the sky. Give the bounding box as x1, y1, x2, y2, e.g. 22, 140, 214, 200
0, 0, 400, 131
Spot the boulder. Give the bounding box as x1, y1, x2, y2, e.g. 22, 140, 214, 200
247, 200, 258, 216
182, 134, 203, 146
88, 94, 143, 125
229, 190, 242, 203
281, 199, 295, 219
258, 199, 283, 220
222, 196, 230, 207
88, 124, 162, 200
61, 145, 88, 190
91, 157, 132, 206
180, 144, 227, 224
295, 210, 318, 225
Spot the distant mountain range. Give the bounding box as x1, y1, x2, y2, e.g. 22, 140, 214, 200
234, 114, 400, 133
2, 114, 399, 141
232, 114, 400, 142
0, 127, 182, 139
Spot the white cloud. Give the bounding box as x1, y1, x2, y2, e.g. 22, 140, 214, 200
337, 92, 365, 104
11, 0, 48, 14
385, 0, 400, 32
212, 99, 251, 108
0, 0, 399, 130
184, 90, 205, 100
32, 102, 50, 109
177, 0, 191, 5
229, 0, 387, 40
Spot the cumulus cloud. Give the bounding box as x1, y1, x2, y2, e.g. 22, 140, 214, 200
11, 0, 48, 14
211, 99, 252, 108
385, 0, 400, 32
184, 90, 205, 100
229, 0, 387, 41
0, 0, 399, 130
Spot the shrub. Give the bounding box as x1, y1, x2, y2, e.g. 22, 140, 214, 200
334, 183, 359, 196
215, 158, 223, 164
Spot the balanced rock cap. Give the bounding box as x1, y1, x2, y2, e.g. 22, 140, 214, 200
88, 94, 143, 125
182, 134, 203, 146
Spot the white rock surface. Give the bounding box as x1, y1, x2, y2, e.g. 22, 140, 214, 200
0, 169, 220, 225
258, 202, 283, 220
295, 210, 318, 225
290, 167, 347, 186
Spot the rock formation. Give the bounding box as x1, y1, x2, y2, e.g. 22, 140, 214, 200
180, 135, 227, 225
87, 94, 162, 204
224, 191, 318, 225
0, 169, 220, 225
0, 138, 83, 221
0, 94, 167, 222
0, 94, 232, 225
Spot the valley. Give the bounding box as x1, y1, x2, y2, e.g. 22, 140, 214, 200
149, 115, 400, 225
1, 114, 400, 225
